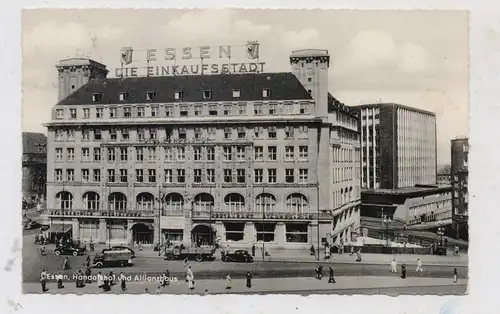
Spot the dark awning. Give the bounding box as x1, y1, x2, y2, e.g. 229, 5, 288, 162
129, 222, 154, 230
47, 224, 72, 234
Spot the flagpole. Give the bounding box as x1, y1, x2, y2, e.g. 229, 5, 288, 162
201, 57, 204, 75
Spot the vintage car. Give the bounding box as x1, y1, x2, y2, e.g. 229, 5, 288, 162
93, 250, 134, 268
222, 249, 254, 263
54, 245, 86, 256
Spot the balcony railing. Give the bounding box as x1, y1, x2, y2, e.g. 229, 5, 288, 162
407, 210, 453, 226
46, 209, 155, 218
192, 210, 332, 220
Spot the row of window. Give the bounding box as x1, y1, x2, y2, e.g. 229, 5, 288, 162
54, 125, 309, 142
54, 168, 311, 184
55, 191, 311, 216
333, 147, 358, 163
55, 145, 310, 163
55, 101, 311, 120
332, 167, 359, 183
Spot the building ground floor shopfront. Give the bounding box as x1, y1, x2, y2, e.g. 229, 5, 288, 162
47, 216, 333, 249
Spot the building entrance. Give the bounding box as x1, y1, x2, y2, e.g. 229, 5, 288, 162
191, 224, 216, 246
131, 223, 154, 244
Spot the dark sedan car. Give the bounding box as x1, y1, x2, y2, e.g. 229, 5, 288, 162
23, 220, 41, 230
102, 246, 136, 258
222, 249, 253, 263
54, 245, 86, 256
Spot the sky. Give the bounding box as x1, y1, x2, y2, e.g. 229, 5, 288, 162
22, 9, 468, 165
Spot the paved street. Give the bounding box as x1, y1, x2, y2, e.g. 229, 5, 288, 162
23, 232, 468, 283
23, 275, 467, 295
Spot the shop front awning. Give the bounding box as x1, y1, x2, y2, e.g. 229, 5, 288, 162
47, 224, 72, 234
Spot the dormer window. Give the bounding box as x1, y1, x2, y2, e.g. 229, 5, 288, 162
119, 92, 129, 101
203, 90, 212, 100
262, 88, 271, 98
232, 89, 241, 98
92, 93, 102, 102
56, 109, 64, 119
146, 91, 156, 100
174, 91, 183, 100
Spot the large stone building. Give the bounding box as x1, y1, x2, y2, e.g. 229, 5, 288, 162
450, 137, 468, 240
352, 104, 437, 190
42, 49, 361, 248
22, 132, 47, 201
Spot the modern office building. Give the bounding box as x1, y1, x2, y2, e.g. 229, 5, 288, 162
22, 132, 47, 201
42, 49, 361, 249
352, 103, 437, 190
450, 137, 468, 240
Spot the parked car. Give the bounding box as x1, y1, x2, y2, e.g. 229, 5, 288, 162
54, 245, 86, 256
23, 220, 41, 230
222, 249, 253, 263
102, 246, 136, 258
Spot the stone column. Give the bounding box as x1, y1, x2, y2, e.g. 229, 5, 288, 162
72, 218, 80, 240
127, 219, 134, 245
275, 222, 286, 248
183, 209, 191, 246
99, 219, 107, 244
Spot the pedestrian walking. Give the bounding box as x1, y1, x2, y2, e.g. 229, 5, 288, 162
416, 258, 423, 272
186, 266, 193, 281
349, 246, 354, 256
40, 244, 46, 256
245, 272, 252, 288
325, 245, 331, 260
356, 249, 362, 262
138, 242, 143, 251
62, 257, 71, 270
56, 272, 64, 289
453, 268, 458, 283
187, 272, 195, 290
226, 273, 232, 290
265, 246, 270, 256
401, 264, 407, 279
76, 270, 85, 288
390, 259, 397, 273
251, 244, 256, 257
318, 265, 323, 280
328, 266, 336, 283
97, 272, 104, 288
120, 272, 127, 291
109, 270, 115, 286
85, 267, 92, 283
183, 257, 189, 268
40, 269, 48, 292
85, 256, 91, 268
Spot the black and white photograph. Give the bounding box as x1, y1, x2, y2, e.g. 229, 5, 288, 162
21, 8, 469, 295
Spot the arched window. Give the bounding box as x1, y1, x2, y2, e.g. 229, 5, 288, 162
255, 193, 276, 213
136, 192, 154, 211
55, 191, 73, 210
194, 193, 214, 212
164, 193, 184, 212
108, 192, 127, 211
286, 193, 308, 213
224, 193, 245, 213
83, 192, 100, 210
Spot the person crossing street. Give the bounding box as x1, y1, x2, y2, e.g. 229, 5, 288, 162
328, 266, 336, 283
390, 258, 397, 273
416, 258, 424, 272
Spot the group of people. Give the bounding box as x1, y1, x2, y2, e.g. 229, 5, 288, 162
314, 264, 336, 283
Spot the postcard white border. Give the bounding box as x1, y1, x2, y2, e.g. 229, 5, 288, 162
2, 1, 498, 314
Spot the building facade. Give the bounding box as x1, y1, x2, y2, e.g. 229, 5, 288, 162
42, 50, 361, 248
360, 186, 452, 230
22, 132, 47, 201
450, 137, 468, 240
352, 103, 437, 190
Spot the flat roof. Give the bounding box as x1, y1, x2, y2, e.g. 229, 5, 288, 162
351, 103, 436, 116
362, 185, 452, 196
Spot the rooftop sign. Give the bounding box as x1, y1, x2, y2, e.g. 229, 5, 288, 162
116, 41, 265, 77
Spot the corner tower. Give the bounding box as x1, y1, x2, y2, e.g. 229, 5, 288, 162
56, 58, 108, 101
289, 49, 330, 118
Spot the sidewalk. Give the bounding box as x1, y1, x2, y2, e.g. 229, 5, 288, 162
24, 276, 467, 294
80, 244, 468, 267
